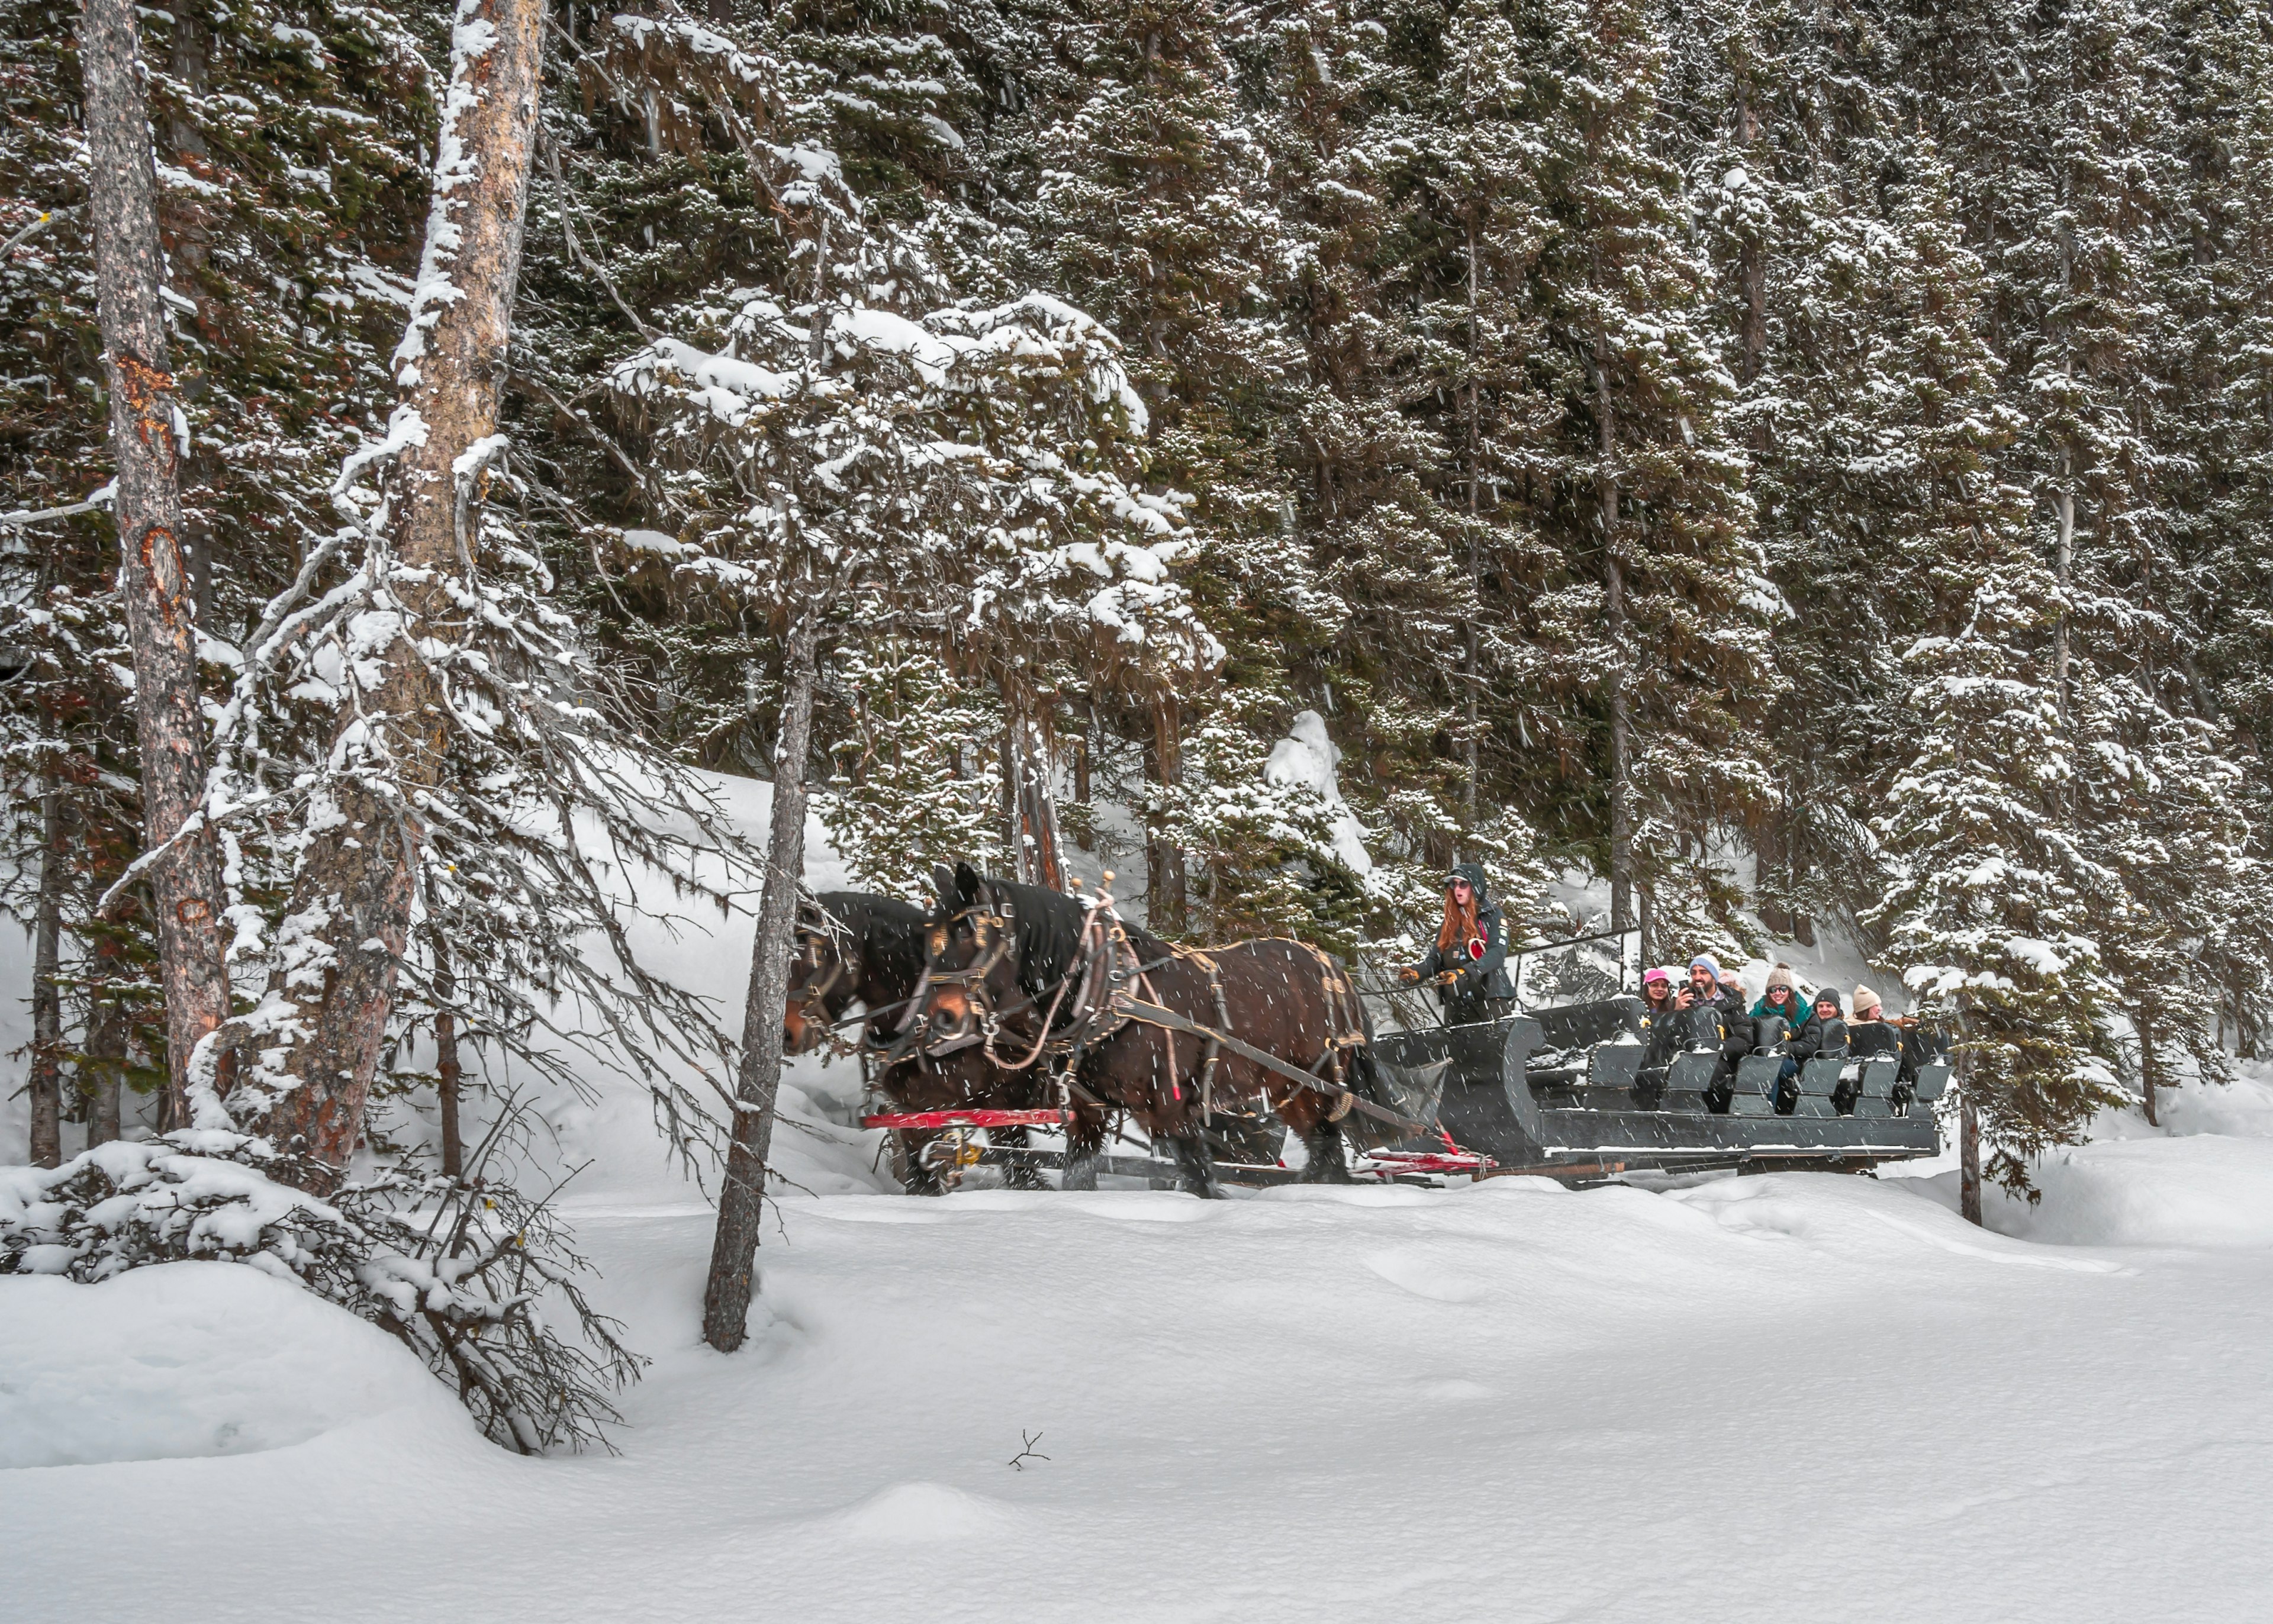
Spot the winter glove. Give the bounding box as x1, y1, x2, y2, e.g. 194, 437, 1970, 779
1397, 965, 1421, 985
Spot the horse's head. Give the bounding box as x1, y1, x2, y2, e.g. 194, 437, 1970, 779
784, 897, 856, 1055
919, 862, 1025, 1055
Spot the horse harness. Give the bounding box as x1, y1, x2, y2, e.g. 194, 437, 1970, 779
923, 895, 1416, 1135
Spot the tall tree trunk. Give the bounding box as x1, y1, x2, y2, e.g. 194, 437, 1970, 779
433, 927, 465, 1178
1147, 693, 1187, 933
1959, 1070, 1983, 1227
79, 0, 234, 1124
28, 774, 66, 1168
1755, 806, 1790, 937
260, 0, 544, 1179
1003, 686, 1065, 890
1594, 346, 1633, 934
83, 927, 127, 1149
1073, 704, 1094, 853
1462, 214, 1482, 850
2053, 468, 2075, 731
703, 607, 820, 1353
1735, 94, 1767, 401
161, 0, 215, 617
2136, 1013, 2159, 1128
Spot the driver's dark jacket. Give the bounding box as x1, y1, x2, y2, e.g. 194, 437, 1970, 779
1410, 904, 1515, 1002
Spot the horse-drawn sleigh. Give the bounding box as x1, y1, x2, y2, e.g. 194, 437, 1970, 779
784, 872, 1950, 1195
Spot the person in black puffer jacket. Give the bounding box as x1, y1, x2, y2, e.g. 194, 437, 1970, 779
1672, 955, 1753, 1110
1400, 863, 1515, 1024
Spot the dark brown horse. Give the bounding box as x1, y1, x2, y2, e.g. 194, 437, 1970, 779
786, 891, 1046, 1193
919, 864, 1377, 1196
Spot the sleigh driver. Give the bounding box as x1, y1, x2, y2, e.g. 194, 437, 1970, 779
1399, 862, 1515, 1024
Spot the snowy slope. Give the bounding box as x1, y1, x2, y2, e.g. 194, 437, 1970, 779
10, 789, 2273, 1620
9, 1159, 2273, 1622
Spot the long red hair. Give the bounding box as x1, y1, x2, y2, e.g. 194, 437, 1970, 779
1437, 891, 1481, 954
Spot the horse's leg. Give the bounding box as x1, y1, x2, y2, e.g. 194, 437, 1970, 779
1061, 1106, 1107, 1191
896, 1129, 946, 1197
1166, 1129, 1219, 1199
1301, 1115, 1352, 1183
992, 1123, 1047, 1190
1279, 1088, 1353, 1184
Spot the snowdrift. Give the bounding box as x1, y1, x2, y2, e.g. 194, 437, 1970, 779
0, 1260, 474, 1470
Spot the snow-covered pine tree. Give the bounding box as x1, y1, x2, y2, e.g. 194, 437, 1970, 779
1227, 3, 1558, 956
1662, 0, 1908, 942
1, 0, 445, 1152
1019, 0, 1322, 935
1864, 136, 2123, 1220
2000, 0, 2264, 1117
2153, 3, 2273, 1052
819, 623, 1010, 895
568, 9, 1208, 1342
1517, 0, 1775, 962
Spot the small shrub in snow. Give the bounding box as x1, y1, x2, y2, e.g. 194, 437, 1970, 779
0, 1132, 642, 1454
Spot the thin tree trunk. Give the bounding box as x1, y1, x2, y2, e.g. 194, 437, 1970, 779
2137, 1013, 2158, 1128
1959, 1074, 1983, 1226
1736, 93, 1766, 403
1004, 687, 1066, 891
260, 0, 545, 1179
1595, 345, 1633, 934
1073, 705, 1093, 853
1148, 693, 1187, 933
1755, 808, 1789, 937
1463, 214, 1482, 850
79, 0, 234, 1123
2053, 471, 2074, 732
83, 927, 127, 1149
28, 774, 66, 1168
433, 927, 465, 1178
703, 605, 820, 1353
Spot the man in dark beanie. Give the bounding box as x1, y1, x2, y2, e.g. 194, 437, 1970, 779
1673, 954, 1754, 1110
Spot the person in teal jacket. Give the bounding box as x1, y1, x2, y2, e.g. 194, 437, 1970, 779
1749, 965, 1817, 1053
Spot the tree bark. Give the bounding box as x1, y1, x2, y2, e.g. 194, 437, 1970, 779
703, 606, 820, 1353
79, 0, 235, 1124
260, 0, 544, 1179
1754, 807, 1790, 937
2053, 471, 2075, 732
1073, 705, 1094, 853
1147, 693, 1187, 933
1959, 1078, 1983, 1227
82, 926, 128, 1149
1595, 347, 1633, 934
433, 927, 465, 1178
1463, 214, 1482, 850
1735, 93, 1766, 407
28, 774, 66, 1168
2136, 1013, 2159, 1129
1004, 684, 1065, 891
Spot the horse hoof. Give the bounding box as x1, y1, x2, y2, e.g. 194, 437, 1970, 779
1061, 1156, 1100, 1192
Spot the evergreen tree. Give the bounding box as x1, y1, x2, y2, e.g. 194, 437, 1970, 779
1865, 139, 2122, 1216
1518, 0, 1773, 959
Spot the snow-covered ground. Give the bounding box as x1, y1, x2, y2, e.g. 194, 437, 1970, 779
8, 784, 2273, 1620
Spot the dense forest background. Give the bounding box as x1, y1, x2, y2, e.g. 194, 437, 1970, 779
8, 0, 2273, 1191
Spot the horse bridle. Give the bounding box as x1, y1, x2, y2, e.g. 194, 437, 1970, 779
924, 906, 1015, 991
789, 912, 861, 1047
921, 898, 1167, 1076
